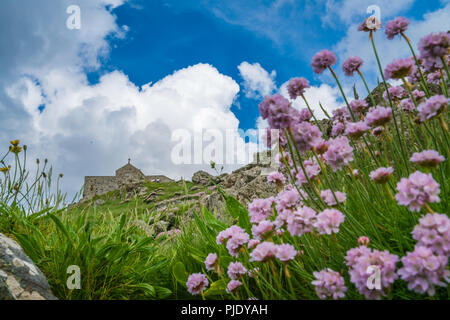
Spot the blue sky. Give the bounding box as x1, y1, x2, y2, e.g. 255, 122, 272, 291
1, 0, 449, 196
86, 0, 447, 131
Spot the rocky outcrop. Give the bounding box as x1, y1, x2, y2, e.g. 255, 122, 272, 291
0, 233, 57, 300
191, 171, 214, 185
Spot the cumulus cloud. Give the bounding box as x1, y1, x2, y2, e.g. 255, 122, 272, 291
237, 62, 276, 99
0, 0, 251, 198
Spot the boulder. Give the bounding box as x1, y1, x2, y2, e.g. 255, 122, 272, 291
0, 233, 57, 300
191, 170, 214, 185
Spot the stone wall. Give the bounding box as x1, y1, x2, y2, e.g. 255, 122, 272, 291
82, 176, 119, 199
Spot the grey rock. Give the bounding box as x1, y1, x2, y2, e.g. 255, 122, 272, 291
0, 233, 57, 300
191, 170, 214, 185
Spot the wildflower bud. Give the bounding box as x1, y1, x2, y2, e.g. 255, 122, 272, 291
42, 172, 47, 178
36, 158, 40, 164
13, 184, 19, 192
44, 158, 48, 163
375, 151, 380, 157
23, 145, 27, 151
357, 236, 370, 246
352, 169, 360, 179
59, 173, 64, 178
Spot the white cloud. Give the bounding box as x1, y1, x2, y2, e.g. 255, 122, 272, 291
0, 0, 250, 198
237, 62, 276, 99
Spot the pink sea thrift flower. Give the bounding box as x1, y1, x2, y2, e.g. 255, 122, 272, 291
226, 280, 242, 293
385, 57, 414, 79
227, 262, 247, 280
427, 71, 442, 84
248, 239, 260, 249
369, 167, 394, 184
365, 106, 392, 127
383, 86, 406, 101
250, 241, 278, 262
248, 198, 274, 223
342, 56, 363, 76
358, 16, 382, 32
259, 94, 298, 129
332, 106, 351, 122
205, 253, 218, 271
395, 171, 440, 212
294, 158, 321, 186
311, 50, 337, 74
186, 273, 209, 295
400, 98, 415, 112
287, 77, 310, 99
385, 17, 409, 39
412, 213, 450, 257
275, 244, 297, 262
291, 121, 322, 153
412, 89, 426, 101
358, 236, 370, 246
410, 150, 445, 168
314, 209, 345, 234
345, 247, 399, 299
267, 171, 286, 187
398, 246, 449, 296
323, 136, 354, 172
418, 32, 450, 72
345, 121, 369, 139
252, 220, 275, 240
408, 63, 423, 83
216, 225, 246, 245
331, 122, 345, 137
320, 189, 346, 206
417, 95, 448, 122
286, 206, 317, 236
349, 99, 368, 113
298, 108, 313, 122
312, 268, 347, 300
226, 231, 250, 258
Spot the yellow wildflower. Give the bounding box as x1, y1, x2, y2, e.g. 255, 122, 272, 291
9, 145, 22, 154
10, 140, 20, 146
0, 165, 11, 173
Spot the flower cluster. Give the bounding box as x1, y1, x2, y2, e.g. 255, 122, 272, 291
395, 171, 440, 212
398, 246, 449, 296
217, 225, 250, 257
384, 58, 414, 79
345, 246, 399, 299
385, 17, 409, 39
314, 209, 345, 235
410, 150, 445, 168
287, 77, 310, 100
412, 213, 450, 257
417, 95, 448, 122
342, 57, 363, 76
323, 136, 354, 172
186, 273, 209, 295
312, 268, 347, 300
